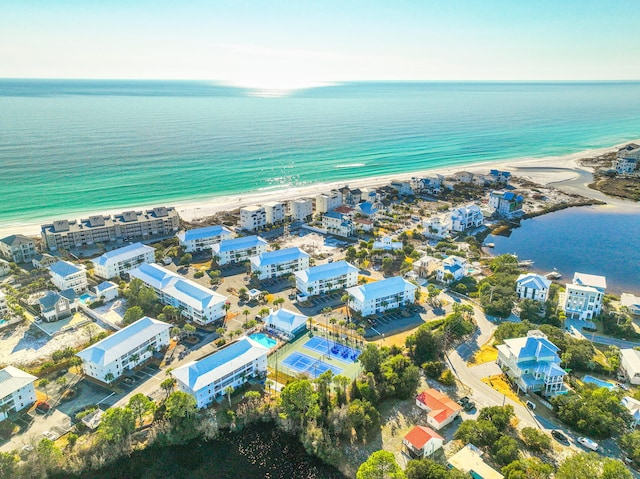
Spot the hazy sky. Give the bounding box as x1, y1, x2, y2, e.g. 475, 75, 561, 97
2, 0, 639, 89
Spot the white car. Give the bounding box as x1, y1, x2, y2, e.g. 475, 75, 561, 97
42, 431, 58, 441
577, 436, 599, 451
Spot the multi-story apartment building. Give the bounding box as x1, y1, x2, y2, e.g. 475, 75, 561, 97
496, 330, 567, 396
489, 191, 523, 218
172, 336, 269, 409
563, 272, 606, 320
49, 260, 87, 293
516, 273, 551, 302
41, 207, 180, 251
0, 234, 37, 263
91, 242, 156, 279
0, 366, 37, 421
176, 225, 233, 253
295, 260, 359, 297
322, 211, 353, 237
450, 204, 483, 232
129, 263, 228, 325
288, 198, 313, 222
0, 259, 10, 276
347, 276, 417, 316
239, 205, 266, 231
249, 247, 309, 281
212, 235, 268, 266
315, 191, 342, 215
263, 201, 285, 224
77, 316, 171, 383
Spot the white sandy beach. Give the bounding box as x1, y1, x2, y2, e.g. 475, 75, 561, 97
3, 139, 639, 239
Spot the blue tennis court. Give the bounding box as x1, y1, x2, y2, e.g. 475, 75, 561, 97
303, 336, 361, 364
281, 351, 343, 378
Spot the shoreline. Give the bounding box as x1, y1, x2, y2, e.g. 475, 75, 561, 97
2, 138, 639, 239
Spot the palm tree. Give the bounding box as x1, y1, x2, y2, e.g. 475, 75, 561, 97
243, 309, 250, 327
224, 385, 234, 408
130, 353, 140, 367
160, 377, 175, 399
104, 373, 115, 384
39, 379, 50, 400
329, 317, 337, 338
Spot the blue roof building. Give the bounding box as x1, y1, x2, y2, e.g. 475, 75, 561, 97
177, 225, 233, 253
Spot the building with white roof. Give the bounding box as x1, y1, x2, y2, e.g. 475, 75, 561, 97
37, 289, 79, 322
212, 235, 269, 266
372, 236, 403, 251
448, 444, 504, 479
422, 215, 451, 239
450, 204, 483, 232
563, 272, 606, 320
516, 273, 552, 302
77, 316, 171, 383
436, 256, 468, 283
263, 201, 285, 224
92, 242, 156, 279
239, 205, 266, 231
94, 281, 119, 302
177, 225, 233, 253
0, 291, 8, 319
315, 191, 343, 215
172, 336, 269, 409
622, 293, 640, 316
622, 396, 640, 427
49, 260, 87, 293
295, 261, 359, 297
0, 366, 37, 421
249, 247, 309, 281
288, 198, 313, 222
264, 308, 308, 336
129, 263, 228, 325
620, 348, 640, 385
347, 276, 417, 316
496, 330, 567, 396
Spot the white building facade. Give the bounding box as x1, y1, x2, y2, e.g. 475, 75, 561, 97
49, 260, 88, 293
322, 212, 353, 237
295, 261, 359, 297
249, 247, 310, 280
239, 205, 267, 231
212, 235, 269, 266
289, 198, 313, 222
315, 191, 343, 214
0, 234, 37, 264
77, 316, 171, 383
516, 273, 551, 302
436, 256, 468, 283
347, 276, 417, 316
92, 242, 156, 279
450, 204, 483, 232
177, 225, 233, 253
423, 215, 451, 239
264, 202, 285, 224
489, 191, 524, 218
620, 349, 640, 385
563, 272, 606, 320
0, 366, 37, 421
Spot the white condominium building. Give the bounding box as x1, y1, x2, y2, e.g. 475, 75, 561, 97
212, 235, 269, 265
92, 242, 156, 279
249, 247, 310, 281
0, 366, 37, 421
516, 273, 551, 302
172, 336, 269, 409
177, 225, 233, 253
129, 263, 228, 325
239, 205, 267, 231
289, 198, 313, 222
77, 316, 171, 383
563, 272, 606, 320
49, 260, 87, 293
295, 260, 359, 297
347, 276, 417, 316
315, 191, 343, 214
450, 204, 483, 232
263, 201, 285, 224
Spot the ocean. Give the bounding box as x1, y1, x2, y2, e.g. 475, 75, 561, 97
1, 80, 640, 228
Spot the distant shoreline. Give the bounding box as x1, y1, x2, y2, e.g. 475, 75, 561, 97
2, 138, 639, 239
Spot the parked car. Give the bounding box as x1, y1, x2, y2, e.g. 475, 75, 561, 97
526, 400, 536, 410
35, 402, 51, 412
463, 401, 476, 412
577, 436, 599, 451
551, 430, 570, 445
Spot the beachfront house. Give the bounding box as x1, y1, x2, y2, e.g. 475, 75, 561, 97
77, 316, 171, 383
621, 293, 640, 316
129, 263, 228, 325
346, 276, 417, 317
264, 308, 308, 337
489, 191, 523, 218
171, 336, 269, 409
620, 348, 640, 385
0, 234, 37, 264
315, 191, 343, 215
411, 175, 443, 195
212, 235, 269, 266
249, 247, 310, 281
288, 198, 313, 222
516, 273, 551, 302
32, 253, 59, 269
402, 426, 444, 459
436, 256, 468, 283
239, 205, 267, 232
614, 146, 640, 175
0, 366, 37, 421
41, 207, 180, 251
338, 185, 362, 206
0, 291, 8, 319
415, 388, 462, 430
563, 272, 606, 320
263, 201, 285, 224
295, 260, 359, 298
322, 211, 354, 237
94, 281, 119, 302
177, 225, 233, 253
450, 204, 484, 232
423, 214, 451, 239
0, 259, 10, 277
37, 289, 79, 322
49, 260, 88, 293
448, 444, 504, 479
91, 242, 156, 279
496, 330, 567, 396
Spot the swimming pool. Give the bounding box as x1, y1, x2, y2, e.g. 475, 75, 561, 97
79, 293, 95, 304
249, 333, 277, 349
583, 375, 616, 390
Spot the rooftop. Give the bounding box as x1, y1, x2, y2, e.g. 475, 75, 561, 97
516, 273, 551, 290
177, 225, 233, 243
403, 425, 443, 450
347, 276, 416, 303
416, 388, 462, 424
250, 247, 309, 268
264, 308, 308, 334
92, 242, 155, 267
0, 366, 37, 397
501, 335, 560, 361
212, 235, 268, 254
448, 444, 504, 479
573, 272, 607, 290
295, 260, 358, 284
0, 234, 34, 247
621, 348, 640, 373
49, 260, 84, 277
95, 281, 118, 294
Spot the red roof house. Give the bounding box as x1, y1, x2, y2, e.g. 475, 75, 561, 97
403, 425, 444, 459
415, 388, 462, 430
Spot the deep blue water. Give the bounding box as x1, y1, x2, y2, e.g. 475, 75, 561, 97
1, 80, 640, 228
487, 206, 640, 294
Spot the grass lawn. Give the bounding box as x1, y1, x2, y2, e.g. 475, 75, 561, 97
469, 344, 498, 366
481, 374, 524, 406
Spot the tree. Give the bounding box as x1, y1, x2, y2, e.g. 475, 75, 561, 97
128, 393, 156, 426
164, 391, 197, 422
502, 457, 553, 479
183, 323, 196, 338
123, 306, 144, 325
347, 399, 381, 440
405, 458, 454, 479
279, 379, 319, 429
160, 377, 176, 399
39, 379, 50, 400
224, 385, 234, 408
356, 450, 406, 479
406, 325, 442, 364
359, 344, 383, 376
104, 372, 115, 384
0, 451, 18, 479
242, 309, 250, 326
170, 326, 181, 338
492, 435, 519, 466
99, 407, 136, 445
619, 429, 640, 466
478, 405, 514, 431
520, 427, 552, 452
179, 253, 192, 265
555, 452, 632, 479
453, 419, 499, 447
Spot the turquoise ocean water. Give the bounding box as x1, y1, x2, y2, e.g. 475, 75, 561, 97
1, 80, 640, 228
